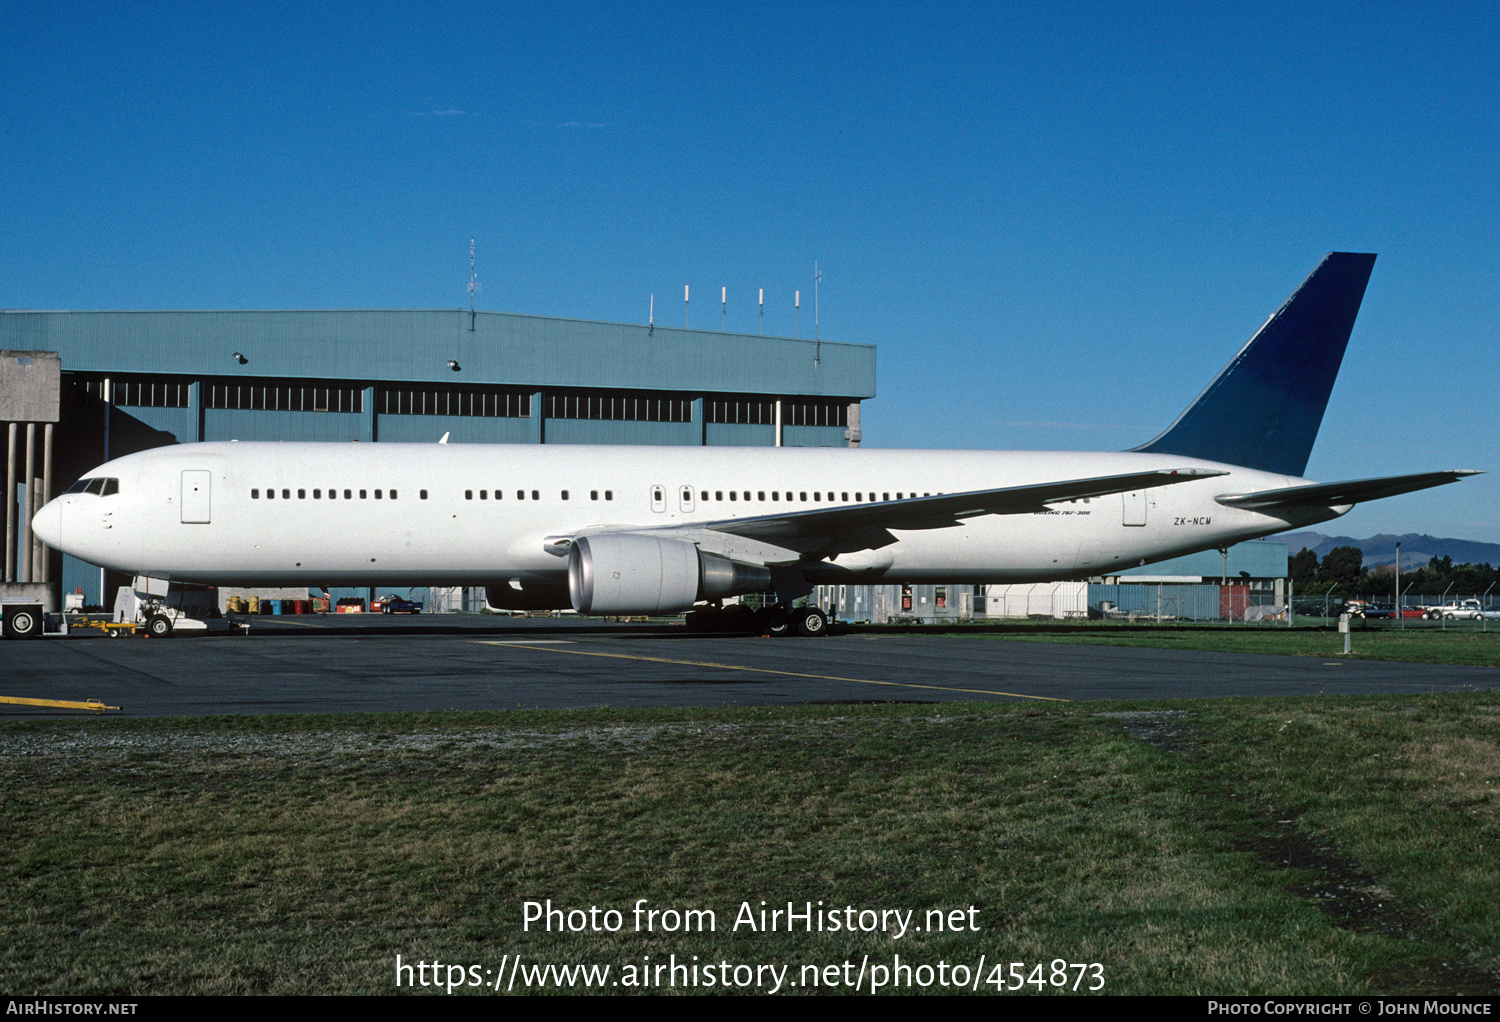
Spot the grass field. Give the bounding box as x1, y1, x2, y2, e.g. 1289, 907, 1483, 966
3, 695, 1498, 995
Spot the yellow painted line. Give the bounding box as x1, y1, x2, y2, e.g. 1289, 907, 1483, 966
488, 639, 577, 645
0, 696, 120, 713
474, 641, 1066, 702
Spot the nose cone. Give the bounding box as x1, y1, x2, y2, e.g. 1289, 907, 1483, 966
32, 498, 63, 549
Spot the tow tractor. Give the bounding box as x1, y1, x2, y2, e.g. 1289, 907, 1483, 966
2, 576, 246, 639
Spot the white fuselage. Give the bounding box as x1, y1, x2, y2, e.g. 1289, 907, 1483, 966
33, 441, 1343, 590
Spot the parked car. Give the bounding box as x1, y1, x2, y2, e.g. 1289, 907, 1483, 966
1424, 600, 1484, 620
1354, 603, 1396, 619
374, 595, 423, 614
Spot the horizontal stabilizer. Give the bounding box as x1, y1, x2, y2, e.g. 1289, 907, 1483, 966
702, 468, 1228, 542
1215, 470, 1481, 511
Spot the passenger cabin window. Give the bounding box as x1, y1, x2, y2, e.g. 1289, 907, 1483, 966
251, 488, 259, 499
531, 490, 539, 501
605, 490, 613, 501
313, 489, 321, 498
561, 490, 569, 500
298, 489, 306, 499
420, 490, 428, 499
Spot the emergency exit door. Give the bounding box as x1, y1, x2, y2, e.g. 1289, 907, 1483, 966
181, 470, 211, 524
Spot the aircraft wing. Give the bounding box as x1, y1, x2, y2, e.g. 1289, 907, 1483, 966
691, 467, 1228, 542
1214, 470, 1482, 511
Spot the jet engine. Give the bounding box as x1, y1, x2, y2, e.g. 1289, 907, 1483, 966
568, 533, 772, 614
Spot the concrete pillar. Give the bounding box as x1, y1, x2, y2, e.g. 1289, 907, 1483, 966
31, 474, 43, 584
38, 423, 51, 584
21, 423, 34, 583
774, 399, 783, 447
363, 386, 377, 442
692, 397, 705, 445
4, 422, 14, 583
187, 381, 202, 443
530, 391, 545, 443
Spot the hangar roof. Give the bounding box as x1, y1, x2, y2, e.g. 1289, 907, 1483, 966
0, 309, 876, 398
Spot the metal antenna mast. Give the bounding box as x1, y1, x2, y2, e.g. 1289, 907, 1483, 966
468, 238, 479, 331
814, 261, 821, 364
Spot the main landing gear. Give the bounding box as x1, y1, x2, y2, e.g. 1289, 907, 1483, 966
684, 603, 829, 637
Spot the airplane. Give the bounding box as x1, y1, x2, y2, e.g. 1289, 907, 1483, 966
30, 252, 1479, 637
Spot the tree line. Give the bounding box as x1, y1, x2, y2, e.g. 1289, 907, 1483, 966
1289, 547, 1500, 599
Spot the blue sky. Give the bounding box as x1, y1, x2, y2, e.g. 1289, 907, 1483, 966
4, 2, 1497, 542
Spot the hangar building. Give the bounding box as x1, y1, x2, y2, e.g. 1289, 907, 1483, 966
1, 308, 874, 608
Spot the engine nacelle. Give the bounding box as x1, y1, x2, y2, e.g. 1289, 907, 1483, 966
568, 533, 772, 615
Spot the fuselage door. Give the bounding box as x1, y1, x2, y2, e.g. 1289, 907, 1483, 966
181, 470, 212, 524
679, 485, 695, 513
1122, 490, 1146, 527
651, 485, 666, 513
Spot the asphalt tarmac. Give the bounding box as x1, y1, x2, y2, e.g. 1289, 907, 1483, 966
3, 615, 1497, 718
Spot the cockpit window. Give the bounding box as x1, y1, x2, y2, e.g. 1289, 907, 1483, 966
66, 477, 119, 496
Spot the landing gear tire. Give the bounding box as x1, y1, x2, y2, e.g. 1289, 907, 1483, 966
4, 609, 39, 639
755, 606, 792, 637
146, 614, 173, 638
793, 607, 828, 638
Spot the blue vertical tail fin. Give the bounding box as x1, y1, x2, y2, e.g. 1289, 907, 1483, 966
1131, 252, 1377, 476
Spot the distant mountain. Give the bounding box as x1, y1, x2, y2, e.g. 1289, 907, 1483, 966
1277, 532, 1500, 569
